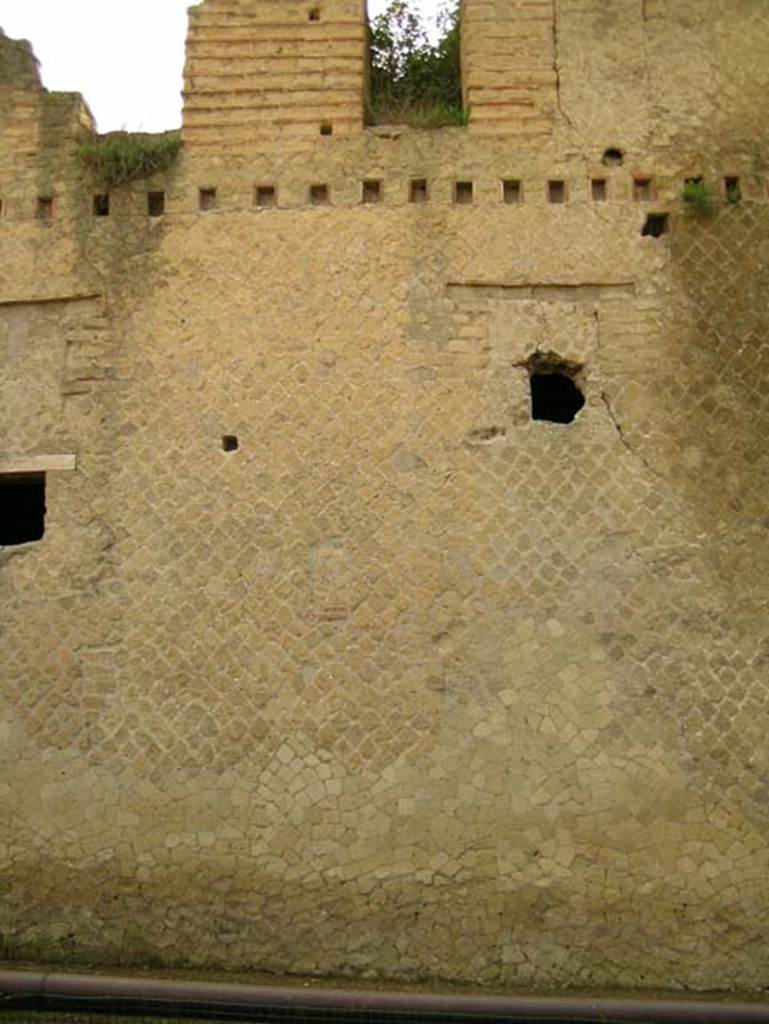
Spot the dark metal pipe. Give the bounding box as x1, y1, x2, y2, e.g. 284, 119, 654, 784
1, 969, 768, 1023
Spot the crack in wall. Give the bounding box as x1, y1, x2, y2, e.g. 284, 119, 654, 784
551, 0, 573, 128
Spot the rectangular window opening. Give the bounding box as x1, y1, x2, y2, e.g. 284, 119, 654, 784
410, 178, 428, 203
147, 191, 165, 216
255, 185, 277, 208
591, 178, 607, 202
362, 180, 382, 204
634, 177, 652, 201
502, 179, 521, 204
725, 176, 741, 202
93, 193, 110, 217
548, 180, 566, 204
454, 180, 473, 205
0, 472, 46, 546
199, 187, 217, 211
37, 196, 53, 220
309, 183, 329, 205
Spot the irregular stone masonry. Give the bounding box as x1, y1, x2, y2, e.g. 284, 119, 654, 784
2, 0, 769, 997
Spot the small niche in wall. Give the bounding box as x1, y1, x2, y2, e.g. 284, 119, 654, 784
362, 180, 382, 204
642, 213, 669, 237
548, 180, 566, 204
320, 123, 333, 136
410, 178, 428, 203
0, 473, 46, 545
148, 191, 165, 216
602, 147, 624, 167
633, 177, 652, 201
309, 183, 329, 205
526, 353, 585, 424
93, 193, 110, 216
199, 187, 217, 211
591, 178, 607, 202
36, 196, 53, 220
454, 181, 473, 204
255, 185, 277, 208
308, 7, 320, 19
502, 179, 522, 204
222, 435, 239, 452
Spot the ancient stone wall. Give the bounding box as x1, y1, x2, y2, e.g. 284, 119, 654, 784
2, 0, 769, 993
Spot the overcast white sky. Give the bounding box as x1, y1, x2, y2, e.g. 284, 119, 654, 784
0, 0, 441, 133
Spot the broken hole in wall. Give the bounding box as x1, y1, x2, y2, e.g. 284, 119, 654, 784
525, 352, 585, 424
642, 213, 668, 237
0, 473, 46, 545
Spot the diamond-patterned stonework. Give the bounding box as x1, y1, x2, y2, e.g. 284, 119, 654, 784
3, 0, 769, 996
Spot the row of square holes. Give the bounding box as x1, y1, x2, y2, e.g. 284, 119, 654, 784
12, 175, 741, 220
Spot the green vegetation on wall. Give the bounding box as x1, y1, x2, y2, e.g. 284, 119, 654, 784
77, 130, 181, 187
368, 0, 464, 128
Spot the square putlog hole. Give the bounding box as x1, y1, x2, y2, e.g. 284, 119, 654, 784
147, 191, 165, 216
199, 187, 217, 211
362, 180, 382, 204
725, 176, 741, 202
222, 435, 239, 452
36, 196, 54, 220
502, 179, 521, 204
548, 180, 566, 203
634, 178, 652, 201
0, 473, 46, 545
591, 178, 607, 202
410, 178, 428, 203
454, 181, 473, 204
255, 185, 276, 208
309, 184, 329, 205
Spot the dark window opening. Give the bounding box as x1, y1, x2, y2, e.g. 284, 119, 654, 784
725, 176, 741, 202
685, 176, 703, 186
362, 179, 382, 204
410, 178, 428, 203
526, 354, 585, 424
602, 147, 624, 167
0, 198, 4, 218
634, 177, 652, 201
148, 191, 165, 216
255, 185, 276, 208
37, 196, 53, 220
548, 180, 566, 203
320, 122, 333, 136
309, 183, 329, 205
591, 178, 607, 201
199, 187, 217, 211
0, 473, 46, 545
502, 179, 521, 204
222, 435, 239, 452
93, 193, 110, 217
454, 181, 473, 204
308, 7, 320, 19
642, 213, 668, 238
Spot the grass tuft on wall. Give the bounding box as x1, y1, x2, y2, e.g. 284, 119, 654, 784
78, 130, 182, 187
